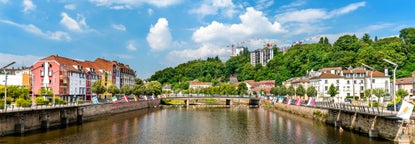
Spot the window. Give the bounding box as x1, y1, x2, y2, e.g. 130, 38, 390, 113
354, 80, 356, 84
347, 93, 350, 96
372, 79, 375, 83
325, 86, 328, 91
361, 80, 363, 84
347, 80, 350, 84
336, 80, 339, 83
325, 80, 328, 84
40, 71, 44, 76
336, 86, 339, 90
360, 86, 364, 91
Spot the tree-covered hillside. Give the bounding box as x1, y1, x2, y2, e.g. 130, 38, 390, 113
149, 28, 415, 87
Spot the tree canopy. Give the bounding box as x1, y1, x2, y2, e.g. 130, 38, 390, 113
149, 28, 415, 92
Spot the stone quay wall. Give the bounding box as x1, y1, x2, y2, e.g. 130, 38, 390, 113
268, 102, 412, 142
0, 100, 160, 136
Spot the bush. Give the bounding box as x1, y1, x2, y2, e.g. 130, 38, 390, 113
76, 100, 84, 104
15, 98, 32, 107
54, 98, 67, 104
35, 97, 49, 105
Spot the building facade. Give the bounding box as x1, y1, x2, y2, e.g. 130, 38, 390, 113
250, 48, 273, 66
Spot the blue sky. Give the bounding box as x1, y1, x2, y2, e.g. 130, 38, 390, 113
0, 0, 414, 79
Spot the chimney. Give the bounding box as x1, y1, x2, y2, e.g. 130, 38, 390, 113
384, 68, 388, 76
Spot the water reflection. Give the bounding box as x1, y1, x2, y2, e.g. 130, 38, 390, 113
1, 108, 392, 144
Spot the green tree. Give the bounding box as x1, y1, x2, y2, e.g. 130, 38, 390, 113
120, 85, 132, 95
280, 86, 287, 96
328, 84, 338, 100
107, 84, 120, 96
372, 88, 387, 102
306, 86, 317, 97
296, 84, 305, 98
396, 89, 409, 98
237, 82, 248, 95
287, 85, 295, 97
92, 80, 106, 96
144, 81, 162, 96
400, 27, 415, 44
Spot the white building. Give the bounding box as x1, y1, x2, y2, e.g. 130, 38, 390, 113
0, 68, 30, 86
250, 48, 273, 66
294, 67, 390, 102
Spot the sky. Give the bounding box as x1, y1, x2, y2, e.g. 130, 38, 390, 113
0, 0, 414, 79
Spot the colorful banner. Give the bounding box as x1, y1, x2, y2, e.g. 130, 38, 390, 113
92, 96, 99, 104
296, 98, 302, 106
397, 101, 414, 120
287, 99, 291, 105
112, 96, 118, 104
134, 96, 138, 102
124, 96, 130, 102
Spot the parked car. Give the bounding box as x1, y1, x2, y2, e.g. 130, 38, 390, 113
387, 103, 401, 111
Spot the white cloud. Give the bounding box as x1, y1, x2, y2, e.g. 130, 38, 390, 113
0, 53, 42, 67
112, 24, 126, 31
279, 0, 306, 9
276, 2, 365, 23
0, 0, 9, 4
148, 8, 153, 15
60, 12, 89, 32
64, 4, 76, 10
190, 0, 237, 18
0, 19, 70, 41
126, 41, 137, 51
330, 2, 366, 16
89, 0, 182, 9
192, 7, 285, 43
146, 18, 172, 51
255, 0, 274, 10
22, 0, 36, 13
361, 23, 392, 32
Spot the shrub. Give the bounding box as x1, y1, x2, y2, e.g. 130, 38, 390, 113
76, 100, 84, 104
15, 98, 32, 107
35, 97, 49, 105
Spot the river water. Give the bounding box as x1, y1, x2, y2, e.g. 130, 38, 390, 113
1, 107, 392, 144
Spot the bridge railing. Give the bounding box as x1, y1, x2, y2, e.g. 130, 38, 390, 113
314, 102, 396, 116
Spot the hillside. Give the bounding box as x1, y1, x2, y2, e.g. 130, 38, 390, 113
149, 28, 415, 88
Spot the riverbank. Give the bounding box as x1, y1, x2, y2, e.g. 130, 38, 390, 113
262, 100, 415, 143
0, 100, 160, 136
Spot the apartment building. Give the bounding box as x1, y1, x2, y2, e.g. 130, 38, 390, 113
250, 48, 273, 66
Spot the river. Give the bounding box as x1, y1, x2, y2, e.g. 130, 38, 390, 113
0, 107, 392, 144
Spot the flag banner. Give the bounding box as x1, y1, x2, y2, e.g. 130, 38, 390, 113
397, 101, 414, 120
134, 96, 138, 101
124, 96, 130, 102
307, 98, 312, 106
112, 96, 118, 104
92, 96, 99, 104
272, 97, 277, 103
296, 98, 302, 106
310, 98, 316, 106
144, 96, 148, 100
287, 99, 291, 105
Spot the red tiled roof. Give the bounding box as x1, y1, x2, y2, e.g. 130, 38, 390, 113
396, 77, 413, 85
319, 73, 342, 78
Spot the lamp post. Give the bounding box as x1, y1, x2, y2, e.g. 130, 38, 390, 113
362, 63, 374, 107
1, 62, 16, 110
383, 58, 398, 112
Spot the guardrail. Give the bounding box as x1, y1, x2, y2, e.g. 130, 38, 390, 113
314, 102, 397, 116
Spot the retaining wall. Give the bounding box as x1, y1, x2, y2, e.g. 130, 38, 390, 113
0, 100, 160, 136
269, 102, 412, 142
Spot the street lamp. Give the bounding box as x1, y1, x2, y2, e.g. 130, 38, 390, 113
362, 63, 374, 107
1, 61, 16, 110
383, 58, 398, 112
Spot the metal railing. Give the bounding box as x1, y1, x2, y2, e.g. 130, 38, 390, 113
314, 102, 397, 116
